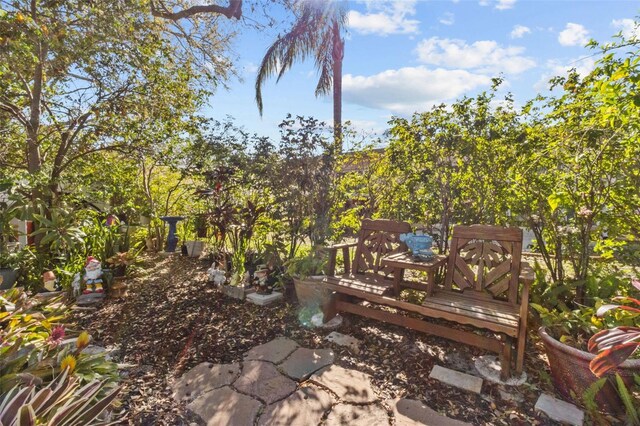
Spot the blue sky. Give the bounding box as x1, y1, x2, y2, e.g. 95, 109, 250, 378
205, 0, 640, 147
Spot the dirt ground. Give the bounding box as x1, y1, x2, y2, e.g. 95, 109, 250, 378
73, 254, 570, 425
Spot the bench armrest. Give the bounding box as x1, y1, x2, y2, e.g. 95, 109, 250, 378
518, 261, 534, 318
326, 242, 358, 275
519, 262, 535, 287
327, 242, 358, 250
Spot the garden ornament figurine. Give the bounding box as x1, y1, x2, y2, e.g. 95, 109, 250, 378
207, 265, 227, 286
42, 270, 57, 292
400, 231, 435, 261
83, 256, 104, 293
71, 273, 82, 296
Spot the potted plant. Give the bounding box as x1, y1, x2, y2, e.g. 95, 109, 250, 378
535, 280, 640, 415
285, 249, 328, 307
106, 251, 139, 278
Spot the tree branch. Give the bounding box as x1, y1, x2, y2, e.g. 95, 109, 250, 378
151, 0, 243, 20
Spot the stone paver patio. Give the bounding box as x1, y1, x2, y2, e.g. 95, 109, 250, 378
173, 337, 471, 425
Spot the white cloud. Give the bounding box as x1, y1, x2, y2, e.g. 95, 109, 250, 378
496, 0, 516, 10
439, 12, 455, 26
612, 18, 640, 40
343, 66, 492, 114
415, 37, 536, 74
534, 56, 596, 91
348, 0, 420, 36
479, 0, 515, 9
558, 23, 590, 47
510, 25, 531, 39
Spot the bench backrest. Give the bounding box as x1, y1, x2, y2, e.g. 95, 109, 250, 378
444, 224, 523, 305
353, 218, 411, 276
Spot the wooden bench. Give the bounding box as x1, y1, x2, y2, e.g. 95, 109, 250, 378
322, 219, 534, 379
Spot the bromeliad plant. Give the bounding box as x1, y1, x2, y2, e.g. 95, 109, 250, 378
0, 369, 121, 426
0, 289, 119, 393
588, 279, 640, 377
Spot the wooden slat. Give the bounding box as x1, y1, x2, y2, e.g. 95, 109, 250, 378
335, 301, 503, 354
421, 297, 519, 333
509, 240, 522, 304
484, 260, 511, 286
486, 275, 510, 297
323, 280, 518, 336
453, 225, 523, 242
429, 291, 518, 318
324, 273, 394, 296
455, 256, 476, 286
360, 218, 412, 234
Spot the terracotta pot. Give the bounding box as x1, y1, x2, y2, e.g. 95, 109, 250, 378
293, 277, 330, 307
538, 326, 640, 414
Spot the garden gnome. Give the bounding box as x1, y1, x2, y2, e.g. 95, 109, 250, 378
83, 256, 104, 293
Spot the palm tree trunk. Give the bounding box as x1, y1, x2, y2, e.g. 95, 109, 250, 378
332, 20, 344, 154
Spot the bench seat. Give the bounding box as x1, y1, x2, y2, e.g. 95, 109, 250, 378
422, 290, 519, 336
323, 273, 396, 296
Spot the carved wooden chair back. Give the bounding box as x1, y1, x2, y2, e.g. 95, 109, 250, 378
444, 225, 523, 305
353, 219, 411, 276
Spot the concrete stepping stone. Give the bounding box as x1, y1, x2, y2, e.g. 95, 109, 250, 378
535, 393, 584, 426
172, 362, 240, 401
243, 337, 299, 364
258, 385, 333, 426
310, 365, 376, 403
187, 386, 261, 426
429, 365, 483, 394
280, 347, 335, 380
234, 361, 297, 404
391, 398, 471, 426
325, 403, 390, 425
325, 332, 361, 354
246, 291, 283, 305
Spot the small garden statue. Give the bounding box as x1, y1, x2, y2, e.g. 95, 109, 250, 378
71, 273, 81, 296
42, 270, 57, 292
207, 265, 227, 286
83, 256, 104, 294
400, 231, 434, 261
253, 264, 273, 294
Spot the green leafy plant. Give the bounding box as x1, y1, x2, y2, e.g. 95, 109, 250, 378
0, 289, 119, 392
0, 369, 122, 426
285, 248, 327, 280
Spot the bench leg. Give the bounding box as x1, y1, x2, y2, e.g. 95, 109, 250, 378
322, 291, 338, 323
515, 325, 527, 375
500, 337, 512, 381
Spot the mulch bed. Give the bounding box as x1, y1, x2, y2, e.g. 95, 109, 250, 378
72, 254, 562, 425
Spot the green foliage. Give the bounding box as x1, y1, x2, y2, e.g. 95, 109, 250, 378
285, 248, 328, 280
0, 289, 119, 394
0, 369, 121, 426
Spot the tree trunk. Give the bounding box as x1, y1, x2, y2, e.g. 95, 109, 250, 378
332, 20, 344, 154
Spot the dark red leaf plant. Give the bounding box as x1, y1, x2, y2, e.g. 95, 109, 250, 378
588, 279, 640, 377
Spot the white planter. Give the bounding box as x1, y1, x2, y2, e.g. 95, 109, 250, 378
185, 241, 205, 258
139, 215, 151, 226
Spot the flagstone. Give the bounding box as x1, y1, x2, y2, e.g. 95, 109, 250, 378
234, 360, 297, 404
187, 386, 261, 426
258, 385, 333, 426
391, 398, 471, 426
280, 347, 335, 380
310, 365, 376, 403
325, 403, 390, 425
243, 337, 299, 364
172, 362, 241, 402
